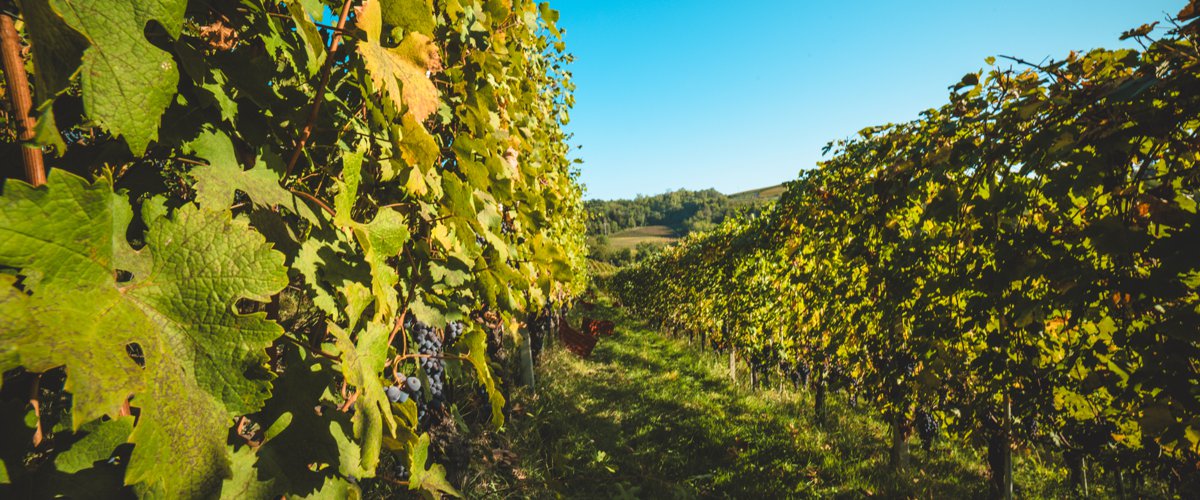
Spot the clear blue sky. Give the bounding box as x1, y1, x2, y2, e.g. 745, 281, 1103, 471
554, 0, 1183, 200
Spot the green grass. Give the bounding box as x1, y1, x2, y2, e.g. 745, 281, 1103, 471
463, 305, 1115, 499
603, 225, 678, 250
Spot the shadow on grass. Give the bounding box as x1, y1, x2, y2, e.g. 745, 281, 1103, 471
489, 307, 999, 499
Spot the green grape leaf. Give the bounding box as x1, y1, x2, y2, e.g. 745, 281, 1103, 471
1140, 404, 1174, 436
17, 0, 87, 153
357, 0, 443, 121
353, 209, 410, 321
54, 416, 134, 474
222, 348, 350, 498
0, 171, 288, 498
295, 476, 360, 499
381, 0, 436, 36
50, 0, 187, 154
287, 0, 327, 77
295, 235, 372, 317
23, 416, 136, 498
186, 129, 319, 222
407, 433, 460, 497
460, 328, 504, 426
18, 0, 85, 104
334, 148, 411, 321
342, 282, 374, 332
407, 295, 446, 326
221, 445, 284, 500
330, 322, 397, 476
334, 149, 365, 229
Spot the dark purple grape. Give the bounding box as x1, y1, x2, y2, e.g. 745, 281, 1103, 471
915, 409, 939, 450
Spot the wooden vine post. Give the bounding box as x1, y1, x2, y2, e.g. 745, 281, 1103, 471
518, 334, 536, 389
729, 346, 737, 383
0, 9, 45, 186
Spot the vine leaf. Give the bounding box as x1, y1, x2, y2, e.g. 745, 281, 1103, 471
222, 348, 354, 498
397, 113, 440, 172
0, 171, 288, 497
381, 0, 436, 36
48, 0, 188, 154
54, 416, 135, 474
460, 328, 505, 426
334, 149, 411, 321
329, 322, 396, 476
186, 129, 319, 222
295, 235, 371, 318
408, 433, 460, 497
16, 0, 87, 153
357, 0, 443, 121
286, 0, 327, 77
37, 416, 135, 498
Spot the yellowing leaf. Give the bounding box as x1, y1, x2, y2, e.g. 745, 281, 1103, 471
357, 0, 443, 121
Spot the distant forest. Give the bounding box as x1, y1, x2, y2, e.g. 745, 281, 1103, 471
584, 187, 778, 267
584, 188, 769, 236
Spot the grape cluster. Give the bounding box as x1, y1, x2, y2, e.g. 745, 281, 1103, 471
407, 318, 447, 424
528, 310, 552, 363
915, 408, 939, 450
445, 321, 464, 348
385, 384, 409, 403
785, 361, 811, 388
385, 375, 422, 403
1022, 415, 1039, 439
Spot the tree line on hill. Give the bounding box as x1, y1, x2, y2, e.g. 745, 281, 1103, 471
584, 188, 775, 266
585, 188, 772, 236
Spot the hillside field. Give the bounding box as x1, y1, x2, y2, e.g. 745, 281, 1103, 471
601, 225, 679, 250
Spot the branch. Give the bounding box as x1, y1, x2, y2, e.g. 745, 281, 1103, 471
338, 386, 359, 412
280, 334, 341, 361
29, 374, 42, 447
264, 11, 348, 34
284, 0, 355, 179
289, 188, 336, 217
0, 12, 45, 186
997, 54, 1080, 90
394, 353, 470, 363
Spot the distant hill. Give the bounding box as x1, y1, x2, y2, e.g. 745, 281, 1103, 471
729, 184, 786, 201
586, 184, 782, 265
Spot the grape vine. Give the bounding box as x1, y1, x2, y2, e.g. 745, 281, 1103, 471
0, 0, 586, 497
614, 8, 1200, 496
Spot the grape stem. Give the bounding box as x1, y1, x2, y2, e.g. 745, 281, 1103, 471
29, 374, 42, 447
395, 353, 469, 363
338, 385, 359, 412
280, 334, 340, 361
288, 188, 336, 217
387, 248, 421, 347
283, 0, 355, 179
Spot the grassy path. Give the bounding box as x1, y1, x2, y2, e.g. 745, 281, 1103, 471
464, 306, 1070, 498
